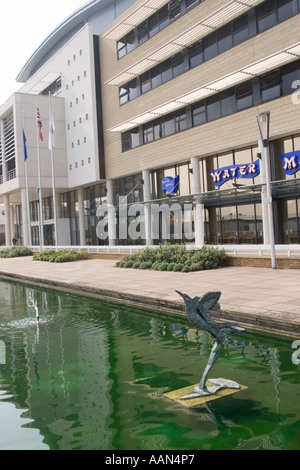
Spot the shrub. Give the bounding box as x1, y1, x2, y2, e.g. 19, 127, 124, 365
140, 261, 153, 269
133, 262, 140, 269
124, 260, 134, 268
0, 246, 32, 258
173, 263, 184, 272
115, 244, 228, 272
33, 249, 89, 263
157, 262, 168, 271
182, 265, 191, 273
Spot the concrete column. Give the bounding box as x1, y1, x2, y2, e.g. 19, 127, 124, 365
106, 179, 116, 246
21, 189, 30, 246
190, 157, 204, 247
4, 195, 11, 247
259, 140, 270, 245
142, 170, 153, 246
0, 120, 7, 183
78, 187, 86, 246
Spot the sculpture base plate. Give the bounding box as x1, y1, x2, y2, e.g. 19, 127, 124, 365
164, 379, 247, 408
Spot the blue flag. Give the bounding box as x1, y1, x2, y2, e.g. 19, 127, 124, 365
23, 129, 28, 161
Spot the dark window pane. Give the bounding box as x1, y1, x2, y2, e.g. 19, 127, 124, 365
119, 85, 129, 105
260, 70, 281, 102
204, 33, 218, 61
169, 0, 181, 20
207, 95, 221, 121
277, 0, 294, 23
164, 115, 175, 136
159, 5, 169, 29
236, 82, 253, 110
281, 62, 298, 96
117, 38, 126, 59
220, 89, 235, 116
151, 65, 162, 89
128, 79, 138, 100
126, 31, 135, 53
141, 71, 151, 94
233, 13, 249, 45
171, 52, 184, 77
161, 59, 172, 83
154, 120, 164, 140
175, 111, 187, 132
138, 20, 148, 44
217, 24, 233, 54
143, 123, 154, 143
149, 13, 159, 37
122, 132, 131, 151
257, 0, 276, 33
192, 103, 206, 126
131, 128, 140, 148
189, 41, 203, 68
186, 0, 198, 9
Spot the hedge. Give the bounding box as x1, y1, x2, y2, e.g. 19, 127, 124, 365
116, 244, 228, 273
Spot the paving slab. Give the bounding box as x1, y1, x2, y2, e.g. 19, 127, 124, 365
0, 256, 299, 337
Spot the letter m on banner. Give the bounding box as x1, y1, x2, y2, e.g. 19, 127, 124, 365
279, 150, 300, 176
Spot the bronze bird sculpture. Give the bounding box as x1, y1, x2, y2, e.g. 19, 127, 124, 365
176, 290, 244, 396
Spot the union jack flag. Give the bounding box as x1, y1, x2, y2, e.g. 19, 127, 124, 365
37, 107, 44, 142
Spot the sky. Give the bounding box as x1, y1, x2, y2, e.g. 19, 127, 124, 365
0, 0, 90, 105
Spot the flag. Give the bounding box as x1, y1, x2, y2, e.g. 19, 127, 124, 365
23, 129, 28, 161
48, 106, 55, 151
37, 107, 44, 142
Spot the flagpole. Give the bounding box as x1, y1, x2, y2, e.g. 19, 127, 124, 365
22, 111, 32, 247
49, 93, 58, 246
35, 102, 43, 253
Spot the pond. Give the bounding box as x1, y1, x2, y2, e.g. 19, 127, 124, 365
0, 279, 299, 451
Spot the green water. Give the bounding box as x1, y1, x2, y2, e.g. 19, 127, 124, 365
0, 279, 299, 450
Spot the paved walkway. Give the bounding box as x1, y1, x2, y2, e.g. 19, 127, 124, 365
0, 256, 299, 337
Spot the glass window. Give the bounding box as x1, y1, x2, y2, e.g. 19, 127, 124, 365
175, 110, 187, 132
149, 13, 159, 37
260, 70, 281, 102
171, 52, 184, 77
188, 41, 203, 69
119, 85, 129, 105
159, 5, 169, 29
207, 95, 221, 121
154, 119, 164, 140
117, 37, 126, 59
126, 31, 135, 54
143, 123, 154, 143
151, 65, 162, 89
220, 89, 235, 116
277, 0, 294, 23
138, 21, 148, 44
186, 0, 198, 9
236, 82, 253, 110
192, 103, 206, 126
131, 129, 140, 148
169, 0, 181, 20
217, 24, 233, 54
161, 59, 172, 83
203, 33, 218, 61
257, 0, 276, 33
164, 114, 175, 136
141, 71, 151, 94
233, 13, 249, 45
282, 62, 298, 96
128, 79, 138, 101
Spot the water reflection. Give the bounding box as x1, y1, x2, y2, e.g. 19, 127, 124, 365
0, 280, 299, 450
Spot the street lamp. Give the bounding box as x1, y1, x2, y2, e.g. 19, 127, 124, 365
256, 111, 276, 269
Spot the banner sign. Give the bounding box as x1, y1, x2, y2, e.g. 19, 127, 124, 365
279, 150, 300, 176
162, 175, 179, 194
210, 159, 260, 188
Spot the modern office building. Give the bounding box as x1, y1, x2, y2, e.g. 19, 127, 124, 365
0, 0, 299, 249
